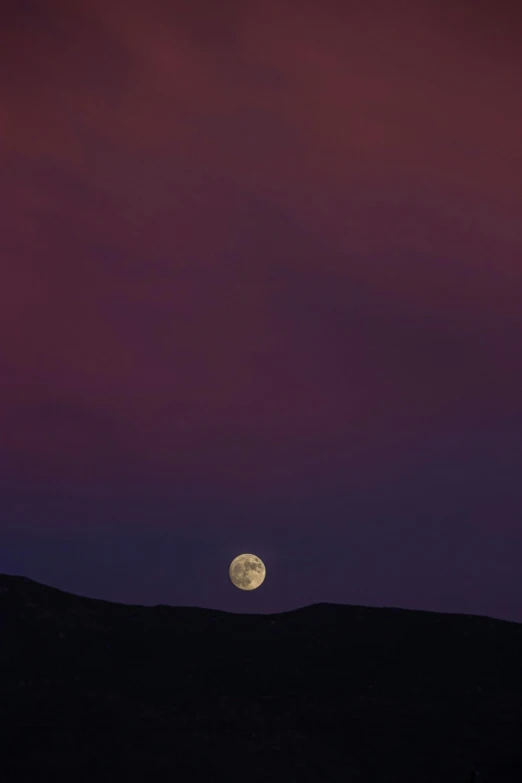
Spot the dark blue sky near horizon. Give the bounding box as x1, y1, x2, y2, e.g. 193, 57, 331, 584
1, 0, 521, 621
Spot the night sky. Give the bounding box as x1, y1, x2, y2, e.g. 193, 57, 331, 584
1, 0, 521, 621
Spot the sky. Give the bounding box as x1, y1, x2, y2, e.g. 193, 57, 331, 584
1, 0, 521, 621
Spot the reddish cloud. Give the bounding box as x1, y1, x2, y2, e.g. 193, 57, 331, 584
1, 0, 521, 496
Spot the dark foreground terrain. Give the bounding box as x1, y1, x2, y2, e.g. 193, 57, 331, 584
0, 574, 521, 782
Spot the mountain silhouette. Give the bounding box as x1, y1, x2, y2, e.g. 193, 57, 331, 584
1, 572, 520, 782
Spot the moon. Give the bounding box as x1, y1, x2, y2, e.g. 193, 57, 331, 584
229, 553, 266, 591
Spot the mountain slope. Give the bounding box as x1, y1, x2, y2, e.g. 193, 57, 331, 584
1, 573, 521, 782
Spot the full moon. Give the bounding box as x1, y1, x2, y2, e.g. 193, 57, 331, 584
229, 553, 266, 591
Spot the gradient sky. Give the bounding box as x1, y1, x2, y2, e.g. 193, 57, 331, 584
1, 0, 521, 620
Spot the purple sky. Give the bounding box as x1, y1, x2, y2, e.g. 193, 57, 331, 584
1, 0, 521, 620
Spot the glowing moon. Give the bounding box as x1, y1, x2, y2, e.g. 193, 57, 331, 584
229, 553, 266, 591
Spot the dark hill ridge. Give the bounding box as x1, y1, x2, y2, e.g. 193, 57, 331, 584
1, 573, 521, 782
